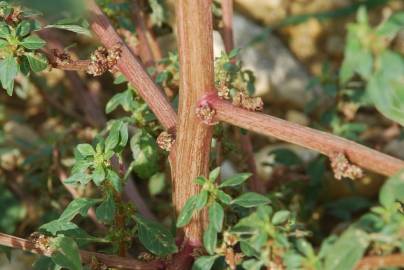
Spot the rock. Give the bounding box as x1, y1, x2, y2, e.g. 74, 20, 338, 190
215, 14, 314, 108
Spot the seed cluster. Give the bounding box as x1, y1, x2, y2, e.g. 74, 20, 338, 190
87, 44, 122, 76
196, 103, 218, 125
232, 92, 264, 111
29, 232, 54, 256
0, 6, 22, 24
215, 232, 243, 270
53, 50, 73, 65
330, 152, 363, 180
157, 131, 175, 152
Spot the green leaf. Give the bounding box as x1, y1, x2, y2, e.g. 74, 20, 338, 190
25, 52, 48, 72
20, 35, 46, 50
45, 24, 91, 37
203, 223, 217, 255
340, 23, 373, 83
16, 20, 32, 37
376, 12, 404, 38
323, 229, 369, 270
40, 221, 80, 235
130, 129, 159, 179
176, 195, 197, 228
107, 169, 121, 192
296, 239, 315, 258
195, 190, 208, 210
367, 51, 404, 126
271, 210, 290, 225
228, 48, 240, 59
20, 55, 31, 76
95, 194, 115, 223
208, 167, 221, 182
0, 23, 10, 38
59, 198, 99, 222
105, 121, 122, 151
148, 0, 167, 27
92, 165, 105, 185
33, 257, 58, 270
208, 202, 224, 232
76, 144, 95, 156
379, 171, 404, 208
51, 236, 82, 270
192, 255, 219, 270
0, 184, 26, 234
149, 173, 165, 196
232, 192, 270, 208
216, 190, 232, 205
194, 176, 207, 185
269, 149, 302, 166
0, 56, 19, 96
119, 122, 129, 147
219, 173, 252, 188
105, 89, 133, 113
135, 214, 177, 256
242, 259, 264, 270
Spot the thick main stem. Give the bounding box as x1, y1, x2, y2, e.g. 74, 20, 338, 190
174, 0, 215, 244
207, 95, 404, 176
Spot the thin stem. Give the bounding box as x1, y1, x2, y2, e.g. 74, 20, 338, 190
220, 0, 264, 192
50, 58, 90, 71
204, 94, 404, 177
132, 0, 155, 67
221, 0, 234, 53
174, 0, 215, 244
86, 0, 177, 131
355, 254, 404, 269
0, 233, 162, 270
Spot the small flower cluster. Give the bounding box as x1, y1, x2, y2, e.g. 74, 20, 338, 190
157, 130, 175, 152
87, 44, 122, 76
330, 152, 363, 180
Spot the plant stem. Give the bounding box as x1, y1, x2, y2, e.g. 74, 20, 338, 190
131, 0, 155, 68
204, 94, 404, 177
220, 0, 264, 192
355, 254, 404, 269
221, 0, 234, 53
174, 0, 215, 244
86, 0, 177, 131
0, 233, 162, 270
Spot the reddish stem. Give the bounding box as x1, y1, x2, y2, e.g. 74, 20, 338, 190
174, 0, 215, 243
219, 0, 264, 192
0, 233, 163, 270
86, 0, 177, 131
206, 95, 404, 177
355, 254, 404, 269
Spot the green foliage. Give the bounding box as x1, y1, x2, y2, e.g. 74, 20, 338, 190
0, 1, 90, 96
0, 2, 403, 270
0, 183, 25, 234
134, 214, 177, 256
50, 236, 82, 270
341, 8, 404, 125
130, 128, 159, 179
187, 169, 404, 270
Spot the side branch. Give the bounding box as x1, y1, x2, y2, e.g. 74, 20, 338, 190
0, 233, 162, 270
355, 254, 404, 269
206, 95, 404, 176
86, 0, 177, 131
